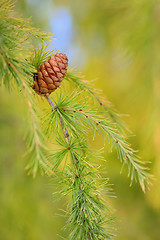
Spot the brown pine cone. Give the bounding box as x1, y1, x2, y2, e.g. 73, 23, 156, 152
33, 53, 68, 95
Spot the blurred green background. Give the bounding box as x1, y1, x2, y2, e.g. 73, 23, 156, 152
0, 0, 160, 239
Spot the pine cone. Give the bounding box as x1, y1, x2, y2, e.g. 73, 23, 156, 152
33, 53, 68, 95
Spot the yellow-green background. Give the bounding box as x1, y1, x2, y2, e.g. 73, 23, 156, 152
0, 0, 160, 239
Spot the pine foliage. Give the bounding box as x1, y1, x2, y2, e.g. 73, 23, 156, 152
0, 1, 152, 239
0, 0, 52, 176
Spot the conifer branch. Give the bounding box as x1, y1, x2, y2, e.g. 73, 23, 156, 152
45, 95, 115, 239
44, 91, 152, 192
65, 71, 128, 133
65, 73, 152, 191
0, 0, 53, 176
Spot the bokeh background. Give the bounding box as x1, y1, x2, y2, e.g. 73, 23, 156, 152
0, 0, 160, 239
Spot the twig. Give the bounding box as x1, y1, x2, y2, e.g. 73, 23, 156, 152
45, 95, 56, 108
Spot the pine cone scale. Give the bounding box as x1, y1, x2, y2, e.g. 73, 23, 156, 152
33, 52, 68, 95
45, 77, 53, 84
48, 59, 60, 77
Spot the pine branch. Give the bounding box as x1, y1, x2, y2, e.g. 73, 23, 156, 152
44, 90, 152, 192
65, 71, 129, 134
46, 96, 115, 239
0, 0, 53, 176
